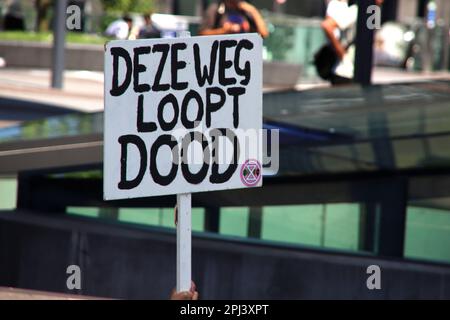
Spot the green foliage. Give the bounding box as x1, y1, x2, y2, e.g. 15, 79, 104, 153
264, 24, 295, 61
101, 0, 154, 13
0, 31, 108, 45
100, 14, 120, 34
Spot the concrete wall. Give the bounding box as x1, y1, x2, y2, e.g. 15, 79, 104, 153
398, 0, 450, 23
1, 211, 450, 300
397, 0, 418, 23
0, 41, 301, 87
0, 41, 104, 71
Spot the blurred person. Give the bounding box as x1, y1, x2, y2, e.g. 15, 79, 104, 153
105, 15, 133, 40
170, 281, 199, 300
373, 22, 411, 68
199, 0, 269, 38
4, 1, 25, 31
137, 13, 161, 39
0, 1, 21, 67
318, 0, 384, 85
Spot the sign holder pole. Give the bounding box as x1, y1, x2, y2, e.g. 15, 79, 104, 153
104, 30, 262, 294
176, 30, 192, 293
176, 193, 192, 292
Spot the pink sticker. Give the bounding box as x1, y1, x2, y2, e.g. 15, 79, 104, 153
240, 159, 262, 187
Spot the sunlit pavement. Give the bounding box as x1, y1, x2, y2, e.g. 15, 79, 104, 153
372, 67, 450, 84
0, 286, 106, 300
0, 68, 104, 114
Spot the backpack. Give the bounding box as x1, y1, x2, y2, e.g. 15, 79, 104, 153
313, 44, 338, 80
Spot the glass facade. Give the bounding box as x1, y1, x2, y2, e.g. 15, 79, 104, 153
220, 207, 249, 238
63, 201, 450, 264
2, 81, 450, 265
68, 207, 206, 232
405, 205, 450, 264
66, 204, 362, 251
0, 176, 17, 210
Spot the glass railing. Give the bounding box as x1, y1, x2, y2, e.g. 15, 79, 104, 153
406, 19, 450, 72
262, 12, 325, 81
66, 203, 364, 254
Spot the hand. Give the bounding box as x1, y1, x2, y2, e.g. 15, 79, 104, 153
170, 281, 199, 300
170, 290, 199, 300
223, 22, 242, 34
337, 47, 346, 61
237, 1, 269, 38
237, 1, 257, 15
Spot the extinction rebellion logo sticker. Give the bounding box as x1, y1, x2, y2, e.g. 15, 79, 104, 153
240, 159, 262, 187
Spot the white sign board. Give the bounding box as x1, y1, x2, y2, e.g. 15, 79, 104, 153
104, 34, 263, 200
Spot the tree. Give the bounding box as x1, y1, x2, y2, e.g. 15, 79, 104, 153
34, 0, 52, 31
101, 0, 153, 13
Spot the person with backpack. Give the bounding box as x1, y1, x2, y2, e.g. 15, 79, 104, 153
316, 0, 384, 85
199, 0, 269, 38
138, 13, 161, 39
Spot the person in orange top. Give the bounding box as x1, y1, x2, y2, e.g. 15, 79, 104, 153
200, 0, 269, 38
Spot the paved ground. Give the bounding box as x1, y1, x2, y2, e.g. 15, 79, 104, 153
0, 67, 448, 130
0, 286, 105, 300
0, 68, 103, 128
0, 68, 104, 113
372, 68, 450, 84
